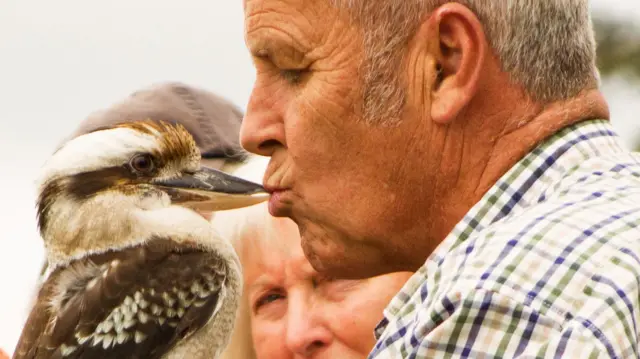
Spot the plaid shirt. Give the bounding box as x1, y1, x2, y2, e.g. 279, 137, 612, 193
369, 119, 640, 359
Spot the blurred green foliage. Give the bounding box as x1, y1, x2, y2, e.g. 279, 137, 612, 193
594, 16, 640, 79
592, 15, 640, 151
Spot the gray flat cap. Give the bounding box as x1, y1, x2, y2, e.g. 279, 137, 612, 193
65, 81, 247, 169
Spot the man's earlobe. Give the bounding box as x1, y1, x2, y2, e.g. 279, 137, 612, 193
428, 4, 487, 125
430, 64, 471, 125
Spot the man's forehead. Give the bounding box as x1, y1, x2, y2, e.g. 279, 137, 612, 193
244, 0, 334, 18
243, 0, 343, 50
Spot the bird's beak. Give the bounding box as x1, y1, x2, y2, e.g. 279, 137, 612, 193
155, 166, 269, 211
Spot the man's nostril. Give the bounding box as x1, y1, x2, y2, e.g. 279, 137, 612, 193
258, 139, 282, 152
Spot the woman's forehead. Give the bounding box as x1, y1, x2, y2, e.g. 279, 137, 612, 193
242, 222, 320, 288
241, 216, 304, 265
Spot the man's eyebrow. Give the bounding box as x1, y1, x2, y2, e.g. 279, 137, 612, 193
248, 36, 287, 56
247, 25, 312, 54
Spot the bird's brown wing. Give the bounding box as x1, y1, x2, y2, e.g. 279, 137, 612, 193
12, 269, 60, 359
12, 237, 227, 359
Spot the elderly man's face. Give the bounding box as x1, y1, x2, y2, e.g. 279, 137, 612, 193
242, 0, 439, 278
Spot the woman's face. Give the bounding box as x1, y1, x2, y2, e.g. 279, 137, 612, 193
242, 216, 412, 359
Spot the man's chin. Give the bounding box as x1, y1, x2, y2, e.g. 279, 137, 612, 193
300, 232, 384, 280
305, 253, 381, 280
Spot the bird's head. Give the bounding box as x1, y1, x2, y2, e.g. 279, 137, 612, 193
36, 120, 268, 268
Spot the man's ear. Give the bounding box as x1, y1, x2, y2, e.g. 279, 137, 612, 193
420, 3, 488, 124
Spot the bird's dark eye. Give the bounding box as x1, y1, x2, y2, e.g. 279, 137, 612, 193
130, 154, 155, 174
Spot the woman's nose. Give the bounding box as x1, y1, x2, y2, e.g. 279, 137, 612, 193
285, 297, 332, 357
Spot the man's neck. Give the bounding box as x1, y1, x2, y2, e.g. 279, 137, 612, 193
431, 88, 610, 246
476, 88, 610, 197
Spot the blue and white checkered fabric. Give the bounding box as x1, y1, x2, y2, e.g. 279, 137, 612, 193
370, 119, 640, 359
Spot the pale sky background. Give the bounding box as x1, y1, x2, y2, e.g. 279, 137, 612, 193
0, 0, 638, 354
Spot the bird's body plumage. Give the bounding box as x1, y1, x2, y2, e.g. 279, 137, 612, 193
13, 120, 265, 358
14, 237, 237, 359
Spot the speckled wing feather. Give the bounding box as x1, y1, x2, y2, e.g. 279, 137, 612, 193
12, 238, 227, 359
12, 271, 59, 359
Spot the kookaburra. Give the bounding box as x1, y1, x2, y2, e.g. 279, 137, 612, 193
12, 120, 268, 359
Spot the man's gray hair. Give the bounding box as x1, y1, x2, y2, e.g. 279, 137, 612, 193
332, 0, 600, 124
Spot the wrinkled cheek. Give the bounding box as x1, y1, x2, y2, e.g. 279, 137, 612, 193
285, 96, 349, 172
328, 307, 376, 355
252, 72, 294, 110
252, 323, 287, 358
280, 79, 367, 216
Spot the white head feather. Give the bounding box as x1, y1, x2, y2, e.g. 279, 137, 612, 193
37, 123, 200, 192
35, 121, 209, 269
37, 127, 160, 189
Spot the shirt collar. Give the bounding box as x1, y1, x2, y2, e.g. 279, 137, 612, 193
375, 119, 625, 339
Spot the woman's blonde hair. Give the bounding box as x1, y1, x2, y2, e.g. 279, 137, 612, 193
215, 155, 273, 359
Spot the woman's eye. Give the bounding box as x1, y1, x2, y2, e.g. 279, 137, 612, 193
255, 291, 285, 310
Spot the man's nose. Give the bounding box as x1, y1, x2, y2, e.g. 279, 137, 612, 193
240, 86, 286, 157
285, 297, 332, 357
